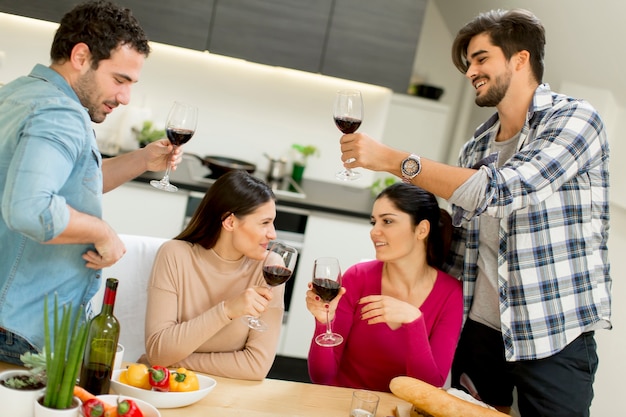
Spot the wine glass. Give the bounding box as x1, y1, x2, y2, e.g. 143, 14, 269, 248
312, 257, 344, 347
245, 241, 298, 331
150, 101, 198, 192
333, 89, 363, 181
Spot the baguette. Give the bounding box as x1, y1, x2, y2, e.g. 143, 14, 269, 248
389, 376, 509, 417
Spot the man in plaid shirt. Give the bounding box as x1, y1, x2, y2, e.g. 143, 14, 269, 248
336, 8, 611, 417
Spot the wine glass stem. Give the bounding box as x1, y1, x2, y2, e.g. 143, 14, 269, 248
161, 147, 176, 183
325, 308, 333, 336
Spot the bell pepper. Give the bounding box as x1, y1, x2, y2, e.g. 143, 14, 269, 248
82, 398, 105, 417
149, 365, 170, 392
169, 367, 200, 392
122, 363, 152, 390
116, 398, 143, 417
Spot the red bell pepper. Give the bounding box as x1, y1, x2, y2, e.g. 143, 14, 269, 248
82, 398, 105, 417
148, 365, 170, 392
117, 398, 143, 417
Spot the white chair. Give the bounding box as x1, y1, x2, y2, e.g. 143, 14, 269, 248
91, 234, 168, 364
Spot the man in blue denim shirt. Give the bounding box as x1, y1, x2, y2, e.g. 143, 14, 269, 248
337, 9, 610, 417
0, 1, 181, 365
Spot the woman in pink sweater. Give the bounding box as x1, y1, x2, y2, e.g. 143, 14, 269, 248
307, 183, 463, 392
145, 170, 283, 380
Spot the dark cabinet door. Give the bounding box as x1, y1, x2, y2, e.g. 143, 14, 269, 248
207, 0, 333, 73
118, 0, 215, 51
0, 0, 215, 52
0, 0, 76, 22
321, 0, 427, 92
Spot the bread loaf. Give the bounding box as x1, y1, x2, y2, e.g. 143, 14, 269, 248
389, 376, 509, 417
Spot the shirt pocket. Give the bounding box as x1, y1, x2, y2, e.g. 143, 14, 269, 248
82, 145, 103, 195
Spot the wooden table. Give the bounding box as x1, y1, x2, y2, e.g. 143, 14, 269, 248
0, 361, 409, 417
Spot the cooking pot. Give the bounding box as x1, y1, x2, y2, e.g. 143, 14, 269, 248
264, 153, 287, 181
190, 154, 256, 177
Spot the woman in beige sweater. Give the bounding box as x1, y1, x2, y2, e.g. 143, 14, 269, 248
144, 170, 283, 380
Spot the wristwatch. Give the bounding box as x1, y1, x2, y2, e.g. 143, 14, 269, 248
400, 154, 421, 183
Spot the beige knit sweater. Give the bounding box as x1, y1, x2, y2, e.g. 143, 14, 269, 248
144, 240, 285, 380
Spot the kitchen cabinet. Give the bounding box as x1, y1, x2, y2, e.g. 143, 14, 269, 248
280, 211, 375, 359
102, 182, 188, 239
207, 0, 333, 73
321, 0, 427, 93
0, 0, 75, 22
0, 0, 214, 51
0, 0, 426, 93
381, 93, 451, 163
117, 0, 214, 51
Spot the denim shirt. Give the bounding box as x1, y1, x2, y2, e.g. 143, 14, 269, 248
0, 64, 103, 350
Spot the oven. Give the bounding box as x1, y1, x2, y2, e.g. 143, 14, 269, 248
184, 192, 308, 315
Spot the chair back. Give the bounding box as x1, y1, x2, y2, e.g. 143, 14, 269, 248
92, 234, 168, 363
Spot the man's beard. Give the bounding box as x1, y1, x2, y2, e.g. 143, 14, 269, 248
475, 70, 511, 107
75, 68, 107, 123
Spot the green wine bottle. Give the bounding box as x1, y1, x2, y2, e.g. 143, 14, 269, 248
79, 278, 120, 395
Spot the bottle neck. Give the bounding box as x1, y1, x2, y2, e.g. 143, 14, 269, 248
101, 287, 117, 314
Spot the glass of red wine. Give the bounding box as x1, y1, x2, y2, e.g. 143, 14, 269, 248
312, 257, 344, 347
245, 241, 298, 331
333, 89, 363, 181
150, 101, 198, 192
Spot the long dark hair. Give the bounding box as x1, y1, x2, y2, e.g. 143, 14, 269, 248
51, 0, 150, 68
176, 170, 276, 249
376, 183, 452, 268
451, 8, 545, 83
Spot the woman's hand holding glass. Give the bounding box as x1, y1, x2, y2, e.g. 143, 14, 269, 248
305, 283, 346, 324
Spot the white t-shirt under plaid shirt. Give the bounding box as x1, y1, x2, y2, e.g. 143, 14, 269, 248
446, 83, 612, 362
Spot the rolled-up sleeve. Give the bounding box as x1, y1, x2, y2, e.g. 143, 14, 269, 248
2, 102, 86, 242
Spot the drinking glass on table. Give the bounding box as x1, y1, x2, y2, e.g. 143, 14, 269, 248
244, 241, 298, 331
312, 257, 344, 347
333, 89, 363, 181
150, 101, 198, 192
350, 390, 380, 417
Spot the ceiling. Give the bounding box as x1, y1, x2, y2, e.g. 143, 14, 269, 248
434, 0, 626, 106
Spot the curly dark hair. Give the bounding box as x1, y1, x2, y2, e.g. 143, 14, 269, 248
176, 170, 276, 249
451, 9, 545, 83
376, 183, 452, 269
50, 0, 150, 68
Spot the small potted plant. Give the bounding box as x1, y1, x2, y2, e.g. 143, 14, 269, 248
34, 294, 88, 417
132, 120, 165, 148
291, 144, 319, 183
0, 352, 47, 417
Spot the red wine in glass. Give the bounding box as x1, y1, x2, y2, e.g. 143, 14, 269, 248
263, 265, 293, 286
333, 90, 363, 181
312, 278, 341, 302
334, 116, 362, 134
166, 127, 194, 146
245, 241, 298, 332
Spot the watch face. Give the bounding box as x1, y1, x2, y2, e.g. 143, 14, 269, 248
403, 158, 419, 175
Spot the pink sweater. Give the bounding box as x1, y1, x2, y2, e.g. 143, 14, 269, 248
308, 260, 463, 392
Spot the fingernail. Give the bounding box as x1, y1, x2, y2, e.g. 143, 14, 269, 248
315, 296, 320, 301
324, 304, 329, 309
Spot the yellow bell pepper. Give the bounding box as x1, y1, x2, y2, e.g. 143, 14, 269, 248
122, 363, 152, 390
169, 367, 200, 392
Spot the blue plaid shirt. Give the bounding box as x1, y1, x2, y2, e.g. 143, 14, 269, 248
446, 84, 611, 361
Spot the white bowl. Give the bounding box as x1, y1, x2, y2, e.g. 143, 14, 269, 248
110, 368, 217, 409
97, 394, 161, 417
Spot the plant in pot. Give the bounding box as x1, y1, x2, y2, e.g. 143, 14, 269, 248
34, 294, 89, 417
132, 120, 165, 148
291, 144, 319, 183
0, 351, 47, 417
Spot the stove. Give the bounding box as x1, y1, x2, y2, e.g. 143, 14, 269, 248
187, 158, 306, 199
